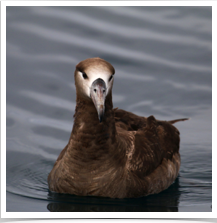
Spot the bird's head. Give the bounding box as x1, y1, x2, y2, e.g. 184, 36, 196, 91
74, 57, 115, 122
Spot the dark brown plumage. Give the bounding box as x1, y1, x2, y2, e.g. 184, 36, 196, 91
48, 57, 188, 198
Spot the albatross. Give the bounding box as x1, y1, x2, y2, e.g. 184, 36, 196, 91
48, 57, 188, 198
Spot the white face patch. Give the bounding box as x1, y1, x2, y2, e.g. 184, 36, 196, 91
77, 69, 114, 98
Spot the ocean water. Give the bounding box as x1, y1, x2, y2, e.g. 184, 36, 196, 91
6, 6, 212, 212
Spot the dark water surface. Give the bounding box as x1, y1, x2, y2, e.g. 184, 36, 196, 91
6, 6, 212, 212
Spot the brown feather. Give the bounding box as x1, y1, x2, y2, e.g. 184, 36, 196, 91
168, 118, 189, 124
48, 58, 187, 198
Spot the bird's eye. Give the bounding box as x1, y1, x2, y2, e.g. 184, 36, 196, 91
109, 75, 113, 82
81, 72, 88, 79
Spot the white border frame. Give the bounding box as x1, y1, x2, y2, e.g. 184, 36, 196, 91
1, 1, 217, 218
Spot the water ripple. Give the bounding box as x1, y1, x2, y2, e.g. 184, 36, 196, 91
20, 90, 76, 111
103, 7, 211, 34
10, 22, 211, 73
29, 7, 211, 50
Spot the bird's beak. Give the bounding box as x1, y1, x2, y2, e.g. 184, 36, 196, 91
90, 78, 106, 123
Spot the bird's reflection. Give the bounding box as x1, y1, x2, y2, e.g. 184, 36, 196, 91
47, 177, 181, 212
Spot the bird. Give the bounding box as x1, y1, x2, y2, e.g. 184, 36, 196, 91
48, 57, 188, 198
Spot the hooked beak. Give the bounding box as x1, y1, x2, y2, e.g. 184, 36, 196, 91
90, 78, 106, 123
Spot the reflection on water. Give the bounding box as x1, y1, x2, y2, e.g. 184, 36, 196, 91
47, 178, 180, 212
6, 6, 211, 212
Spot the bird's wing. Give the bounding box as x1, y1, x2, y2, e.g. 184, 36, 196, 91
114, 108, 147, 131
114, 108, 182, 176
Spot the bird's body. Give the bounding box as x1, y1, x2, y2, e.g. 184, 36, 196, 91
48, 57, 187, 198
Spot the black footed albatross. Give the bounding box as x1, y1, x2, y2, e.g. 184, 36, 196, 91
48, 57, 188, 198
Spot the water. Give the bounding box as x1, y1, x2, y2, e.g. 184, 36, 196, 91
6, 6, 212, 212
